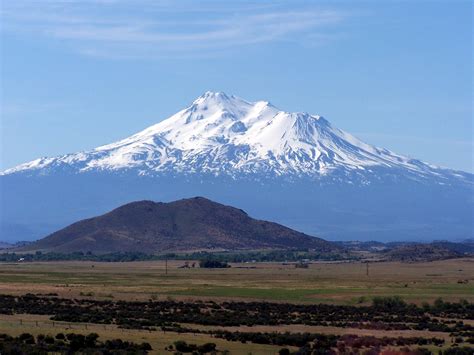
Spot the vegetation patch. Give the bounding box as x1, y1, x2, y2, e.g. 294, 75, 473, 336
0, 332, 152, 354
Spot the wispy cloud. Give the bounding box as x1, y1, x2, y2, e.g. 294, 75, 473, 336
1, 1, 347, 58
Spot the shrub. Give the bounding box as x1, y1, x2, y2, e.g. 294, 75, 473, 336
174, 340, 194, 352
199, 259, 230, 268
197, 342, 217, 353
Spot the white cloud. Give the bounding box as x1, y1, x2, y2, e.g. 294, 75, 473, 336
1, 1, 347, 58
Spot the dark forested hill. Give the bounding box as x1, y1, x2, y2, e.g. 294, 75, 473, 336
20, 197, 338, 254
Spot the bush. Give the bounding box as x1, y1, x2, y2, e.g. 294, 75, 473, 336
199, 259, 230, 268
174, 340, 194, 352
173, 340, 216, 353
372, 296, 407, 310
18, 333, 35, 344
197, 342, 216, 353
140, 342, 153, 351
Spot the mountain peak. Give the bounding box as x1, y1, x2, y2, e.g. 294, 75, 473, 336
200, 90, 231, 99
2, 92, 470, 184
190, 91, 279, 117
193, 91, 234, 105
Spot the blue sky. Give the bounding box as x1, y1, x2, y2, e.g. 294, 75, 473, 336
1, 0, 472, 172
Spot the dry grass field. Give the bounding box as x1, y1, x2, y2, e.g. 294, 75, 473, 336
0, 258, 473, 354
0, 258, 472, 304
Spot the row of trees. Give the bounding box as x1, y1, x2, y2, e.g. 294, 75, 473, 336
0, 249, 351, 263
0, 332, 152, 354
0, 294, 472, 336
180, 330, 447, 354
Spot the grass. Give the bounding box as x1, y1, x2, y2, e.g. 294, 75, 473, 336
0, 259, 472, 353
0, 258, 472, 304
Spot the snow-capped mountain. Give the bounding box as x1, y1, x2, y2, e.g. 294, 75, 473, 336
3, 91, 468, 184
1, 92, 472, 243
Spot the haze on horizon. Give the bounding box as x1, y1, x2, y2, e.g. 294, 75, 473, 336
1, 0, 472, 172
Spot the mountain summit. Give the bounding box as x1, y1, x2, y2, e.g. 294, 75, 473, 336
4, 91, 469, 183
1, 92, 472, 242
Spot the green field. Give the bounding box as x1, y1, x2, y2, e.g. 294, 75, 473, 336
0, 258, 472, 304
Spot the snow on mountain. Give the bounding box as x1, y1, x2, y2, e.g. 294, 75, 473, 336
2, 91, 470, 183
2, 91, 473, 243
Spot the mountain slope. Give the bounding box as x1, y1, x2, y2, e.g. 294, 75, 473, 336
4, 91, 470, 184
1, 92, 472, 243
20, 197, 337, 253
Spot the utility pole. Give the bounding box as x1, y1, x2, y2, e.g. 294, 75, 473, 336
165, 258, 168, 276
366, 262, 369, 277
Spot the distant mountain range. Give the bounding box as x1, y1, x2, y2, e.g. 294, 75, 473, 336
1, 92, 472, 242
337, 240, 474, 262
0, 241, 32, 250
0, 242, 12, 249
18, 197, 337, 254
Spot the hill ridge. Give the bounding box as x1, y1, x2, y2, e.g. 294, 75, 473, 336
21, 197, 337, 254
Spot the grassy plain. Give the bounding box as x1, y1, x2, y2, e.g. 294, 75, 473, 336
0, 258, 472, 304
0, 259, 473, 354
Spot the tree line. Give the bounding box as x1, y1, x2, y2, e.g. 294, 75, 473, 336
0, 294, 472, 337
0, 332, 151, 354
0, 249, 351, 263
